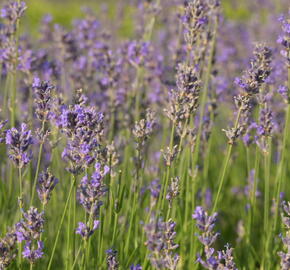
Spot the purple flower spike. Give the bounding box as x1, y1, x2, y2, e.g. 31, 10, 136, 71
106, 249, 119, 270
193, 206, 237, 269
6, 123, 34, 168
37, 169, 59, 205
144, 217, 179, 269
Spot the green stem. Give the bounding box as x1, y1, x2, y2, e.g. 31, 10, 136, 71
159, 124, 175, 212
66, 191, 72, 270
262, 138, 271, 268
246, 146, 260, 246
191, 18, 218, 176
273, 106, 290, 231
47, 177, 76, 270
30, 121, 45, 205
212, 108, 242, 213
18, 166, 23, 270
71, 245, 82, 270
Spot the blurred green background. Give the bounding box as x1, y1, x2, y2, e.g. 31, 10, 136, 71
21, 0, 256, 38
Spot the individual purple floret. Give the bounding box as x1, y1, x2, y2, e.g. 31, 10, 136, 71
144, 217, 179, 269
22, 240, 44, 263
149, 179, 161, 199
75, 220, 100, 240
6, 123, 33, 168
130, 264, 142, 270
277, 13, 290, 66
278, 201, 290, 270
37, 168, 59, 205
33, 78, 55, 121
192, 206, 237, 270
278, 85, 289, 103
106, 249, 119, 270
77, 163, 109, 218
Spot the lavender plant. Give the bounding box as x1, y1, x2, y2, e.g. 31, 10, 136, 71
0, 0, 289, 269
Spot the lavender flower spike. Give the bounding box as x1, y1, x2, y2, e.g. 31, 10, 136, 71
192, 206, 219, 247
0, 229, 17, 269
37, 168, 59, 205
278, 201, 290, 270
193, 206, 237, 270
106, 249, 119, 270
144, 217, 179, 269
15, 207, 44, 242
33, 78, 55, 121
6, 123, 34, 168
277, 12, 290, 66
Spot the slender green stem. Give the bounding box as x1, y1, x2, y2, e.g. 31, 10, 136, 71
18, 167, 23, 213
11, 70, 16, 127
18, 166, 23, 270
72, 179, 77, 258
47, 177, 76, 270
3, 74, 11, 120
85, 207, 94, 268
71, 245, 82, 270
273, 106, 290, 231
30, 121, 45, 205
66, 191, 72, 270
246, 146, 260, 246
212, 108, 242, 213
191, 18, 218, 176
159, 124, 175, 212
262, 138, 271, 268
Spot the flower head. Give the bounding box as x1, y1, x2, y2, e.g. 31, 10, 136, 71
37, 169, 59, 205
6, 123, 33, 168
144, 217, 179, 269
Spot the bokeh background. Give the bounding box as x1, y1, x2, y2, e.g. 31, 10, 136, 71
20, 0, 286, 37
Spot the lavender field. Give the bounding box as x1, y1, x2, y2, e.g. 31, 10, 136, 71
0, 0, 289, 269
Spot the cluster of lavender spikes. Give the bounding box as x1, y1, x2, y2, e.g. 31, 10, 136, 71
0, 0, 290, 269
